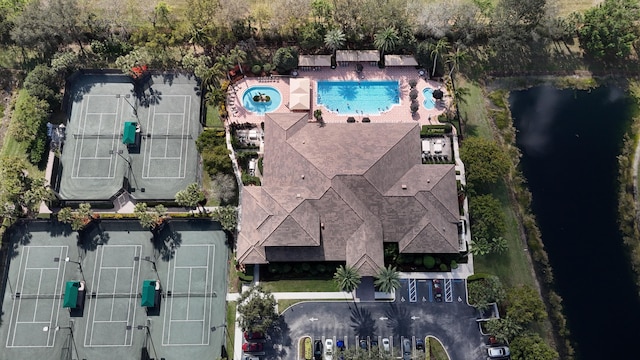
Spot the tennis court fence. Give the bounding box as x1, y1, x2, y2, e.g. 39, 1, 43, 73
15, 292, 216, 299
72, 134, 193, 139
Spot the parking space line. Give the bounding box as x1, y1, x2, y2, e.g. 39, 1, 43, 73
444, 279, 453, 302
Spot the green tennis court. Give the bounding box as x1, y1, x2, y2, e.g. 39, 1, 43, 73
0, 220, 228, 360
56, 73, 203, 202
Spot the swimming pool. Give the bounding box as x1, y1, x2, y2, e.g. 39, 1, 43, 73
242, 86, 282, 114
317, 80, 400, 115
423, 88, 436, 110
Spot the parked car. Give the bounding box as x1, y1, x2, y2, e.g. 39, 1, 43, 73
359, 339, 368, 350
325, 339, 333, 360
487, 346, 510, 358
314, 340, 323, 360
242, 342, 264, 353
336, 338, 345, 350
416, 338, 424, 351
371, 338, 378, 349
402, 338, 412, 360
243, 355, 260, 360
243, 331, 265, 341
433, 279, 443, 302
382, 338, 390, 352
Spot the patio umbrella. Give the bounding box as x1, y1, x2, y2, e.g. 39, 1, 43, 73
432, 89, 444, 100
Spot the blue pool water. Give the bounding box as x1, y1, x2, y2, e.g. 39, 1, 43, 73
423, 88, 436, 110
242, 86, 282, 114
317, 80, 400, 115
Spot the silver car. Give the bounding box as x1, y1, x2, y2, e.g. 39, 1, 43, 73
382, 338, 390, 352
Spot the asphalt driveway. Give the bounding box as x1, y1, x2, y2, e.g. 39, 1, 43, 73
268, 278, 486, 360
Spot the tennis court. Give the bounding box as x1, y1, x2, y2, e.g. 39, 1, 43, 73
0, 220, 228, 360
56, 72, 202, 202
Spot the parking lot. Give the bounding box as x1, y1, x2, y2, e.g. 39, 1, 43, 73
271, 278, 486, 360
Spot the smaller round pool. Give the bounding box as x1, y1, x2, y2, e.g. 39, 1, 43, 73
423, 88, 436, 110
242, 86, 282, 114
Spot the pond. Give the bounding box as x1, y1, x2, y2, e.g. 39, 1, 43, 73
510, 85, 640, 359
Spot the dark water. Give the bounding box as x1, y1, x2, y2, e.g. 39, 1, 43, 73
510, 86, 640, 359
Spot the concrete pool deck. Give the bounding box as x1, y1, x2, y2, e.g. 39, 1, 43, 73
227, 66, 447, 126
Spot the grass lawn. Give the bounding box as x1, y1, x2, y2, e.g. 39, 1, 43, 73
457, 75, 536, 288
277, 299, 301, 313
202, 173, 222, 207
260, 279, 338, 293
206, 104, 224, 129
226, 301, 237, 354
0, 131, 45, 179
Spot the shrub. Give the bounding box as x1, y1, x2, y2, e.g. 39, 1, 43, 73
408, 78, 418, 88
423, 255, 436, 269
410, 101, 419, 113
409, 89, 419, 100
251, 64, 262, 75
273, 47, 299, 73
439, 263, 448, 271
450, 260, 458, 269
242, 173, 261, 185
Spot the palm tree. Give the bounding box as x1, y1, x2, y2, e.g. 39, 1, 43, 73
215, 55, 235, 81
333, 265, 361, 293
447, 43, 468, 78
374, 27, 400, 63
374, 265, 401, 293
229, 46, 247, 75
324, 28, 346, 57
430, 38, 450, 77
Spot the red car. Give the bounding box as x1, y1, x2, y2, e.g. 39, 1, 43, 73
242, 342, 264, 352
244, 331, 265, 341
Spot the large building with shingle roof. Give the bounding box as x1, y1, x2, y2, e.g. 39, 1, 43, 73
237, 113, 461, 276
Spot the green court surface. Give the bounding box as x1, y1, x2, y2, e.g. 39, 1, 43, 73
0, 220, 228, 360
56, 73, 203, 201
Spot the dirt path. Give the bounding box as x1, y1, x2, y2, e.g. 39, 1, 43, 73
0, 70, 19, 150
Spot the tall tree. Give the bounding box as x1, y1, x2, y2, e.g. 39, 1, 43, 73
211, 206, 237, 232
506, 285, 546, 326
510, 334, 559, 360
333, 264, 361, 293
459, 136, 510, 190
429, 38, 450, 77
228, 46, 247, 75
374, 26, 400, 61
578, 0, 640, 61
374, 265, 401, 293
324, 28, 346, 57
175, 183, 206, 211
469, 194, 506, 241
236, 284, 279, 333
133, 203, 168, 230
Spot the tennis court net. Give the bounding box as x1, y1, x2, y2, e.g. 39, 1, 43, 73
72, 134, 120, 139
143, 134, 193, 139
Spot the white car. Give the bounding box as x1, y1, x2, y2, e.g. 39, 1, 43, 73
382, 338, 390, 352
325, 339, 333, 360
487, 346, 510, 358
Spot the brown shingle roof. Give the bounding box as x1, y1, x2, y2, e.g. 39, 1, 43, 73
237, 113, 460, 273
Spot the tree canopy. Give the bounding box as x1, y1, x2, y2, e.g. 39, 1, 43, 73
236, 284, 279, 333
506, 285, 547, 326
578, 0, 640, 61
469, 194, 506, 241
374, 265, 401, 293
175, 183, 206, 209
510, 334, 559, 360
460, 136, 510, 190
272, 46, 298, 73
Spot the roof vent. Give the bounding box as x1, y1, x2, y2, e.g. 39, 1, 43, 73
427, 179, 430, 183
301, 174, 305, 179
401, 184, 407, 190
296, 193, 301, 198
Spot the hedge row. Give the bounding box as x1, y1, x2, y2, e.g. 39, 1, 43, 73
420, 124, 452, 136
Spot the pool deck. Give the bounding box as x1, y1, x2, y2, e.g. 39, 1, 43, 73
226, 66, 447, 126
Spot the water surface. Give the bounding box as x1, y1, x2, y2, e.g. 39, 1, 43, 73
510, 86, 639, 359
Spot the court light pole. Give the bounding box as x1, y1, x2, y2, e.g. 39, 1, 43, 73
137, 322, 158, 359
64, 257, 85, 282
43, 323, 80, 360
